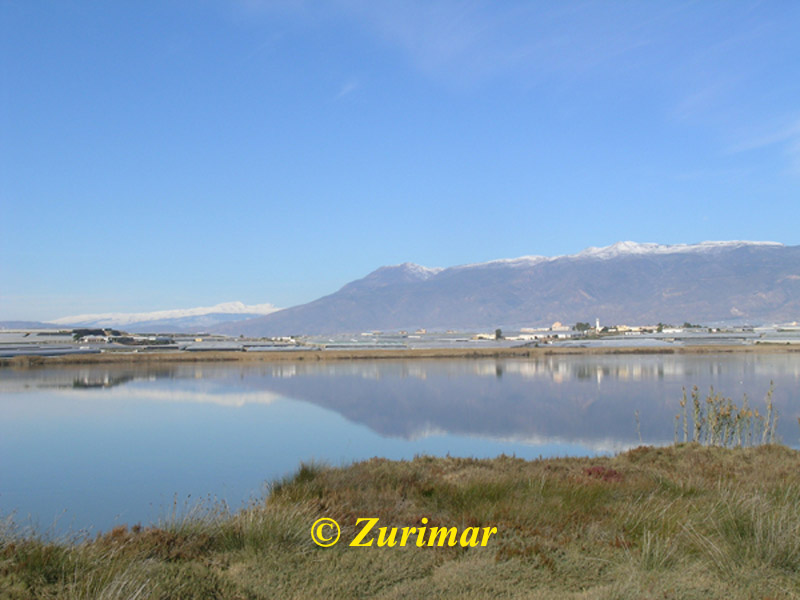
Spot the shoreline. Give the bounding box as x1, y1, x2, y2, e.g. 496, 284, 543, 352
2, 342, 798, 368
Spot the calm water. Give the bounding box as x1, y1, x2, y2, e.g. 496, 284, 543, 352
2, 355, 799, 534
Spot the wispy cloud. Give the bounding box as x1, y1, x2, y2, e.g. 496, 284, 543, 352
235, 0, 309, 14
726, 117, 800, 175
334, 78, 359, 100
672, 166, 754, 182
237, 1, 679, 87
672, 76, 741, 122
728, 119, 800, 154
335, 1, 668, 85
233, 1, 800, 174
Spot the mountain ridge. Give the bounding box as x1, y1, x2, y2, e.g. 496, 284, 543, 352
212, 241, 799, 336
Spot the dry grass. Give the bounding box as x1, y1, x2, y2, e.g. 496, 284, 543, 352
4, 444, 800, 598
675, 383, 780, 447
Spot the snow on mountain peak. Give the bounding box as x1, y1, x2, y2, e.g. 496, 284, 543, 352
454, 255, 549, 270
396, 262, 444, 278
53, 301, 281, 327
441, 241, 784, 271
571, 240, 784, 260
354, 262, 444, 288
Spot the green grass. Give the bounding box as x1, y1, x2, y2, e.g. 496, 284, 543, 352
4, 444, 800, 599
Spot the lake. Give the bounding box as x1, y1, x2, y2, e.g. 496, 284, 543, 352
1, 354, 799, 535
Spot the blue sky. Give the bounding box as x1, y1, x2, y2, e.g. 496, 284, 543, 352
2, 1, 799, 321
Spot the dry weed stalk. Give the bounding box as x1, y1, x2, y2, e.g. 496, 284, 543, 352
678, 382, 778, 448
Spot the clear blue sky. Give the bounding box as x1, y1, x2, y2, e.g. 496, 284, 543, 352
2, 1, 799, 321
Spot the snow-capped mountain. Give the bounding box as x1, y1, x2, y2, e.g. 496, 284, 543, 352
569, 240, 783, 260
53, 301, 280, 333
455, 240, 784, 266
339, 262, 444, 290
213, 241, 800, 336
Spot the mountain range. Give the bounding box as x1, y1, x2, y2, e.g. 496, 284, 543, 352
212, 241, 800, 336
7, 241, 797, 336
50, 302, 280, 333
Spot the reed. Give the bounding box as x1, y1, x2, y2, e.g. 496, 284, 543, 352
676, 383, 778, 448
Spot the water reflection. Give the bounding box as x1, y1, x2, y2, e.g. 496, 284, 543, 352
1, 355, 799, 533
4, 356, 798, 447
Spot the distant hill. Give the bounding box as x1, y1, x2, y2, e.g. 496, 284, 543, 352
213, 241, 800, 336
51, 301, 280, 333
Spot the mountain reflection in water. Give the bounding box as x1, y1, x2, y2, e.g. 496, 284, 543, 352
1, 355, 798, 533
3, 356, 800, 447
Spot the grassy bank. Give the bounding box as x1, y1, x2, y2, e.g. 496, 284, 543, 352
4, 444, 800, 599
2, 342, 799, 369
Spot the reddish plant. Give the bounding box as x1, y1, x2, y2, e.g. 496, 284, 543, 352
582, 465, 623, 482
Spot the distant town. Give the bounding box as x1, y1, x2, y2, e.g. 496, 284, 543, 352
2, 320, 799, 358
